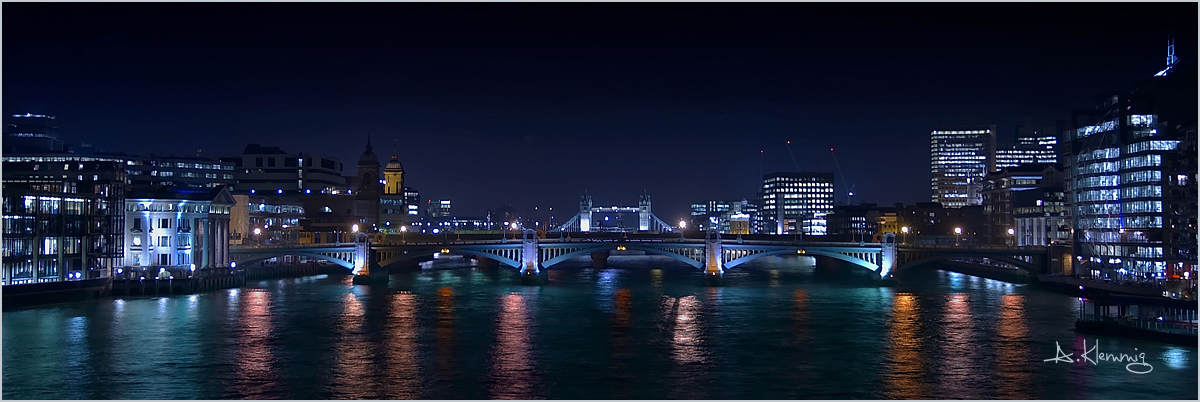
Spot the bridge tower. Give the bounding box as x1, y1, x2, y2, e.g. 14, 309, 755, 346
520, 229, 544, 284
579, 194, 593, 232
638, 192, 651, 231
704, 229, 724, 284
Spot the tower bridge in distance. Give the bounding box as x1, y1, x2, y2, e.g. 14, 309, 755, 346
230, 230, 1051, 285
553, 193, 677, 233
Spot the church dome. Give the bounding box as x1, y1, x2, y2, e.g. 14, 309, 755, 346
358, 137, 380, 167
385, 153, 403, 171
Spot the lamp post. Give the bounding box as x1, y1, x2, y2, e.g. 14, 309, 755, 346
401, 225, 407, 244
901, 226, 910, 245
510, 222, 518, 241
954, 227, 962, 247
679, 220, 687, 241
253, 227, 262, 246
1007, 227, 1015, 246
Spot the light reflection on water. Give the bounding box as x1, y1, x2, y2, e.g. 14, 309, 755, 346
995, 294, 1032, 400
384, 292, 420, 399
232, 290, 277, 398
885, 293, 926, 399
489, 292, 537, 400
2, 260, 1197, 400
938, 293, 978, 399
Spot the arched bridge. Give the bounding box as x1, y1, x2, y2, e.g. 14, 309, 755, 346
230, 232, 1049, 284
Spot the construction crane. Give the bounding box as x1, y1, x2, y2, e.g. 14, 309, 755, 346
829, 147, 855, 205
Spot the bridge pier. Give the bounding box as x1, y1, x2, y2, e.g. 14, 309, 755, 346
520, 229, 545, 285
591, 251, 610, 269
704, 230, 723, 286
352, 233, 388, 285
878, 233, 897, 286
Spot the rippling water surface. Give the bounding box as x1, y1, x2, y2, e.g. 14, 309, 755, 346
4, 256, 1197, 399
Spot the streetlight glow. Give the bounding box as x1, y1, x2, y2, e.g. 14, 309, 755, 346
352, 224, 359, 233
954, 227, 962, 235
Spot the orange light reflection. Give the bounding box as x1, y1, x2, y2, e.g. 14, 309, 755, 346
884, 293, 926, 399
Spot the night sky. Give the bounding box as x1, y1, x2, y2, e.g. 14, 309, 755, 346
4, 2, 1195, 222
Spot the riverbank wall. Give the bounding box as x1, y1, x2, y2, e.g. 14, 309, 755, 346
5, 264, 346, 309
2, 278, 112, 309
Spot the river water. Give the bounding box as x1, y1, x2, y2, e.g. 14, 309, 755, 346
3, 255, 1196, 399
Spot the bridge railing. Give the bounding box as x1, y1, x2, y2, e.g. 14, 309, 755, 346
899, 244, 1047, 251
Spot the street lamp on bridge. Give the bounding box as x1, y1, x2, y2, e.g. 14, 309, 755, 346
1007, 227, 1015, 246
401, 225, 407, 244
954, 227, 962, 246
679, 220, 687, 240
901, 226, 910, 245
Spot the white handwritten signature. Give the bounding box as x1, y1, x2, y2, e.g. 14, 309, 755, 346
1044, 340, 1153, 374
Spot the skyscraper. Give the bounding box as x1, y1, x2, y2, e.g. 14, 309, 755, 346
1066, 56, 1196, 289
759, 172, 834, 235
931, 125, 996, 208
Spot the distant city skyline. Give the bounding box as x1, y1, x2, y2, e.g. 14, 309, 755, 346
4, 2, 1195, 219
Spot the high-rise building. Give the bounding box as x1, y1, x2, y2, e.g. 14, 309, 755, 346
996, 133, 1059, 170
3, 113, 64, 153
1066, 55, 1197, 289
759, 172, 834, 235
931, 125, 996, 208
220, 144, 347, 195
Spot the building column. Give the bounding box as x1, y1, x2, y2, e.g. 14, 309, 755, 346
222, 219, 230, 267
200, 218, 211, 269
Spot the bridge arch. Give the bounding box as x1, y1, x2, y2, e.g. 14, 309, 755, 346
449, 248, 522, 269
541, 244, 617, 268
724, 249, 882, 276
376, 247, 442, 270
624, 244, 703, 269
895, 253, 1040, 275
233, 251, 354, 269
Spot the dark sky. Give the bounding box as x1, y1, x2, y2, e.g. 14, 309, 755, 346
4, 2, 1195, 222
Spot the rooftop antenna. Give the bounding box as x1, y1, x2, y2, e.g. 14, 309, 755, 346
1154, 34, 1177, 77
